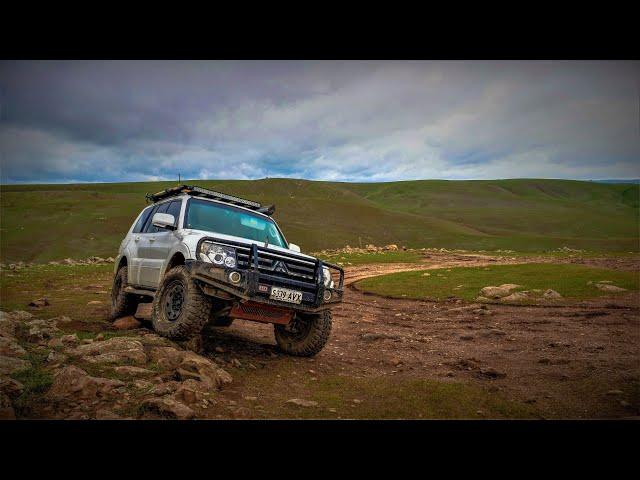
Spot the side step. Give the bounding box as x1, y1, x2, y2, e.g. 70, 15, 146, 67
124, 286, 156, 297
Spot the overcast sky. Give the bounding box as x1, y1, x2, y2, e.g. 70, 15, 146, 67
0, 60, 638, 184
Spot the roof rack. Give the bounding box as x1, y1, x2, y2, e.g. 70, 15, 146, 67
145, 185, 276, 216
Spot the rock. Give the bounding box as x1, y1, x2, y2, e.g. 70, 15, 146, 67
230, 358, 242, 368
60, 334, 79, 347
69, 337, 147, 365
149, 381, 180, 396
543, 289, 562, 299
95, 409, 122, 420
94, 333, 105, 341
0, 376, 24, 398
479, 285, 521, 299
595, 283, 627, 293
460, 335, 475, 341
47, 365, 125, 401
141, 397, 195, 419
113, 366, 154, 377
25, 318, 60, 342
112, 316, 141, 330
0, 337, 27, 357
177, 351, 232, 389
384, 244, 399, 251
0, 393, 15, 420
28, 297, 50, 308
0, 355, 31, 375
500, 292, 529, 303
286, 398, 318, 407
214, 346, 225, 353
87, 301, 103, 306
173, 379, 210, 405
148, 346, 186, 370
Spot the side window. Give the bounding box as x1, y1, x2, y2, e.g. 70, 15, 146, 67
165, 200, 182, 228
132, 207, 153, 233
144, 202, 170, 234
141, 205, 160, 233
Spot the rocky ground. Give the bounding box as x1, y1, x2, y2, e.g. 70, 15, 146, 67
1, 250, 638, 419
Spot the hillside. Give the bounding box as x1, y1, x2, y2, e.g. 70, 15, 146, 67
0, 178, 638, 263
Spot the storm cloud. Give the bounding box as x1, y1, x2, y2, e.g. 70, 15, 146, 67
0, 60, 638, 183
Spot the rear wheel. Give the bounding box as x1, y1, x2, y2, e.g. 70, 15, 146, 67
274, 310, 332, 357
151, 266, 212, 340
111, 265, 139, 319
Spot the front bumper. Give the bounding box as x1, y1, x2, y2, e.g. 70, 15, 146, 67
186, 240, 344, 313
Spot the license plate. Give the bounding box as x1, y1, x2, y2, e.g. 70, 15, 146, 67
269, 286, 303, 304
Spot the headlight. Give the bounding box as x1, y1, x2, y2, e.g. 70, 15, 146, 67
322, 266, 334, 289
200, 242, 237, 268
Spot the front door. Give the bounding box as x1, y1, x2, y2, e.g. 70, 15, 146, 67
138, 200, 181, 287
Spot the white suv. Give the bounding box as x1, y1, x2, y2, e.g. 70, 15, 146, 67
111, 185, 343, 357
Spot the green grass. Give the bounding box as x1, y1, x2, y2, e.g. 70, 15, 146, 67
1, 178, 638, 263
231, 362, 536, 419
0, 263, 113, 320
10, 349, 54, 417
356, 263, 640, 302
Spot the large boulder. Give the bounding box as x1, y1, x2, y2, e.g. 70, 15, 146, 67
141, 396, 195, 420
543, 289, 563, 299
47, 365, 125, 401
25, 318, 60, 343
176, 351, 232, 390
479, 284, 522, 299
69, 337, 148, 365
500, 291, 529, 303
595, 283, 627, 293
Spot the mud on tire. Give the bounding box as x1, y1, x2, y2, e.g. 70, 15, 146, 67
111, 265, 140, 320
152, 265, 212, 340
274, 310, 332, 357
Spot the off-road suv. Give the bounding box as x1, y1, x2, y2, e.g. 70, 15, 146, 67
110, 185, 343, 356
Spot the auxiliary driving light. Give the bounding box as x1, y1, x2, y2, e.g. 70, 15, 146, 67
323, 290, 332, 301
229, 271, 241, 284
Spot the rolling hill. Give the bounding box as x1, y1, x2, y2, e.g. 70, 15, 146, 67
0, 178, 638, 263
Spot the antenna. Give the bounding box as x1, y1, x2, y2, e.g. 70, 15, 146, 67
178, 173, 181, 184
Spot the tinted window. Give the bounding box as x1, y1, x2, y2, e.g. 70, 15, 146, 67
144, 203, 169, 233
165, 200, 182, 226
132, 207, 153, 233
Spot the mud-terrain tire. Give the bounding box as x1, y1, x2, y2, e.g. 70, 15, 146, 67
151, 266, 212, 340
274, 310, 332, 357
111, 265, 140, 320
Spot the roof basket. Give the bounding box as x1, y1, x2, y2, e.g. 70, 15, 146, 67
145, 185, 276, 216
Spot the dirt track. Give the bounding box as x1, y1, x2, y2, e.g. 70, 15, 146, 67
196, 252, 640, 418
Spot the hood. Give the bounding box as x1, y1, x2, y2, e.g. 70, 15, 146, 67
179, 229, 317, 261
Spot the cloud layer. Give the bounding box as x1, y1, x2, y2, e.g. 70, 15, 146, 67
1, 60, 638, 183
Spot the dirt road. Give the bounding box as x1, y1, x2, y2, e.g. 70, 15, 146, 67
197, 252, 640, 418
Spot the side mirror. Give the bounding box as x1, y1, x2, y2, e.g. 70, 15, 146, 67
288, 243, 301, 253
152, 212, 176, 230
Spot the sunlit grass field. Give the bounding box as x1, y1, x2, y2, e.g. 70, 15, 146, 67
356, 263, 640, 302
1, 178, 638, 263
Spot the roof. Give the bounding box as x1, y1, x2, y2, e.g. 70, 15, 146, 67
145, 185, 276, 216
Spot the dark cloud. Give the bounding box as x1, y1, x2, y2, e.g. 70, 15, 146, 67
1, 60, 638, 183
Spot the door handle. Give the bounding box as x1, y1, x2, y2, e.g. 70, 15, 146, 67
149, 237, 156, 242
134, 236, 141, 242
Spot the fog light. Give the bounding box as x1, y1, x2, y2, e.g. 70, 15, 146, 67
323, 290, 332, 301
229, 271, 241, 284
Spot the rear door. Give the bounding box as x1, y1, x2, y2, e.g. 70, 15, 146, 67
127, 205, 155, 286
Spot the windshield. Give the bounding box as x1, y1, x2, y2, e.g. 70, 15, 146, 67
185, 198, 286, 248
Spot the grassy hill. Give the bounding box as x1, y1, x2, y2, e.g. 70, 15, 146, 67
0, 178, 638, 263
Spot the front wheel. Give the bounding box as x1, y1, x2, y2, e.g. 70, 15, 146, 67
274, 310, 332, 357
151, 266, 212, 340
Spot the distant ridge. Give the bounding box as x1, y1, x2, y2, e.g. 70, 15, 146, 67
591, 179, 640, 184
1, 178, 638, 262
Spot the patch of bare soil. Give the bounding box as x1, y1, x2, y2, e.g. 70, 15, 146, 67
196, 252, 640, 418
